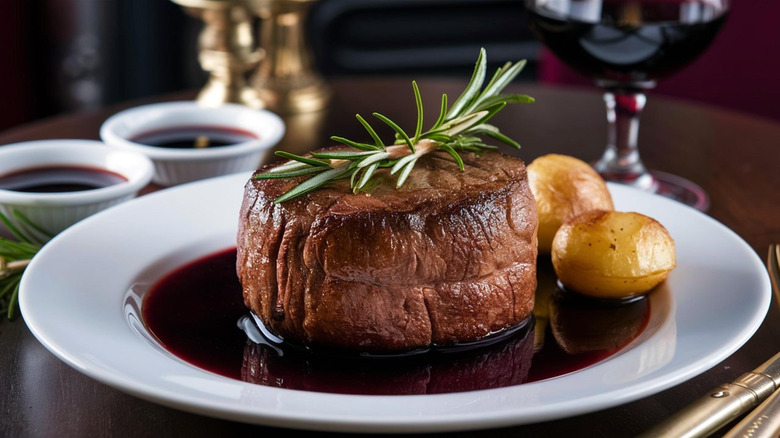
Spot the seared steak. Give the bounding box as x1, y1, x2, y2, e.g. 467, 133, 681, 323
237, 149, 538, 354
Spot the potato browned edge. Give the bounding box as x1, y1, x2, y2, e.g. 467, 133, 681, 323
527, 154, 614, 254
551, 210, 676, 299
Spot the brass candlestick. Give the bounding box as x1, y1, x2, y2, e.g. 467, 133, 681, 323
172, 0, 263, 109
247, 0, 331, 114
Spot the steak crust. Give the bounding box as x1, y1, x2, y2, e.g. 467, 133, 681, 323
237, 149, 538, 353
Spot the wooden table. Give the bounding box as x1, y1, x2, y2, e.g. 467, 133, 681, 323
1, 78, 779, 437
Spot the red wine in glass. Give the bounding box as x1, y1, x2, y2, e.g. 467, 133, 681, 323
526, 0, 729, 210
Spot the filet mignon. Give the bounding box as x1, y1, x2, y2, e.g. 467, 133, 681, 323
237, 149, 538, 354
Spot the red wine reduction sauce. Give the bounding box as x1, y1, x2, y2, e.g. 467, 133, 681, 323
130, 126, 259, 149
0, 165, 128, 193
143, 249, 650, 395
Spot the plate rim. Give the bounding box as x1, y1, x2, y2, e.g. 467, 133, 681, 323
19, 174, 772, 433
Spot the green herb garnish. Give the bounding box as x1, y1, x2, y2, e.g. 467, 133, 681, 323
0, 209, 50, 321
255, 48, 534, 203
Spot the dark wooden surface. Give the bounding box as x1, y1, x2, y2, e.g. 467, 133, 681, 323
1, 78, 779, 437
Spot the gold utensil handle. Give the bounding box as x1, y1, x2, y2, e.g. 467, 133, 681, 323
722, 387, 780, 438
638, 374, 776, 438
724, 245, 780, 438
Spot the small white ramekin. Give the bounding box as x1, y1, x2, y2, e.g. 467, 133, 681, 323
0, 139, 154, 238
99, 101, 285, 186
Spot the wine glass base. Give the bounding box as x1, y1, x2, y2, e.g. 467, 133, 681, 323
650, 170, 710, 212
594, 165, 709, 211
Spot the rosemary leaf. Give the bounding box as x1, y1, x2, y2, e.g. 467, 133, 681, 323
7, 281, 19, 320
440, 111, 488, 137
438, 144, 465, 170
456, 145, 486, 153
390, 153, 419, 175
471, 124, 520, 148
255, 48, 532, 202
433, 94, 448, 130
275, 151, 330, 167
334, 164, 359, 181
0, 239, 38, 259
425, 133, 452, 143
469, 102, 507, 129
267, 162, 309, 175
455, 136, 482, 144
412, 81, 423, 144
355, 114, 384, 149
0, 273, 20, 298
12, 211, 52, 245
481, 61, 510, 94
349, 165, 362, 188
0, 210, 45, 323
0, 211, 31, 243
274, 166, 350, 204
446, 48, 487, 120
396, 159, 417, 188
357, 151, 390, 168
311, 150, 374, 160
254, 166, 328, 179
356, 162, 380, 191
373, 112, 414, 153
329, 136, 381, 152
464, 60, 527, 115
378, 158, 400, 168
474, 94, 535, 112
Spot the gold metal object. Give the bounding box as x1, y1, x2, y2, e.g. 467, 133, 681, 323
637, 356, 780, 438
722, 389, 780, 438
721, 244, 780, 438
638, 244, 780, 438
172, 0, 264, 109
247, 0, 331, 114
770, 244, 780, 311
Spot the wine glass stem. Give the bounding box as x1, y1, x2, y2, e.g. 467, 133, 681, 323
594, 89, 657, 191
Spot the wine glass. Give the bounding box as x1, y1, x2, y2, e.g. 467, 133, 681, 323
525, 0, 730, 211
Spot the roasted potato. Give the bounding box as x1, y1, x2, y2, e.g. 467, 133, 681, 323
527, 154, 614, 254
551, 210, 676, 299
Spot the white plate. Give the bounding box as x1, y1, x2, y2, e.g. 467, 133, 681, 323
20, 173, 771, 433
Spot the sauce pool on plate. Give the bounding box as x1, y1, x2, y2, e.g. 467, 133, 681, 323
142, 249, 650, 395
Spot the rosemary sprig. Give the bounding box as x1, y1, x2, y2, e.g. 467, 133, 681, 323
0, 209, 49, 321
256, 48, 534, 203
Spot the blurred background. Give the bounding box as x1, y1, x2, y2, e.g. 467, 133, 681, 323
1, 0, 776, 132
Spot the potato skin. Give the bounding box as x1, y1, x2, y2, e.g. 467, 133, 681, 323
527, 154, 614, 254
551, 210, 676, 299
